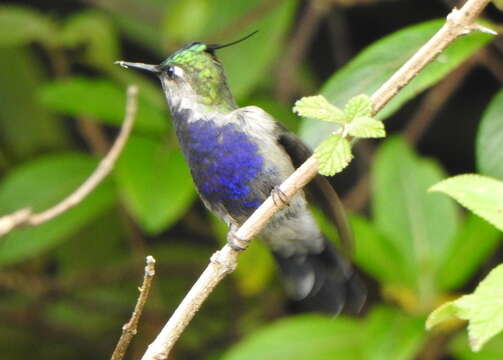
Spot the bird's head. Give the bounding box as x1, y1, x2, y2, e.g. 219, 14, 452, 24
115, 31, 258, 112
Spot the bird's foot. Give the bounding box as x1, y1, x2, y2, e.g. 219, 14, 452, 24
271, 186, 289, 207
227, 228, 249, 251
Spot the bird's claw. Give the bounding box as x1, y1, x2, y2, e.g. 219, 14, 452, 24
271, 186, 289, 207
227, 230, 249, 251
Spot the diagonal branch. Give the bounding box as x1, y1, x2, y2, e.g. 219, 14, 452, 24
0, 85, 139, 238
111, 256, 156, 360
140, 1, 494, 359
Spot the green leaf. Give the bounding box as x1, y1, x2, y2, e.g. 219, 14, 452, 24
348, 117, 386, 138
220, 0, 298, 99
105, 3, 161, 51
55, 210, 127, 275
222, 314, 363, 360
300, 19, 493, 146
450, 331, 503, 360
165, 0, 257, 40
344, 94, 372, 121
362, 306, 426, 360
437, 214, 501, 291
477, 89, 503, 180
351, 214, 409, 285
0, 47, 69, 159
0, 153, 116, 266
116, 1, 297, 102
61, 10, 119, 68
372, 136, 459, 296
493, 0, 503, 11
427, 264, 503, 352
430, 174, 503, 232
0, 5, 59, 47
162, 0, 210, 43
426, 302, 459, 329
293, 95, 345, 123
235, 240, 276, 296
222, 306, 425, 360
38, 77, 168, 134
115, 135, 195, 234
314, 134, 352, 176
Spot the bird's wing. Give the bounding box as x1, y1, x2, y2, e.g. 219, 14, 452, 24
276, 127, 354, 256
233, 105, 353, 255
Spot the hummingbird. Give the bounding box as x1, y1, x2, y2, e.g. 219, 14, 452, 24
115, 32, 365, 313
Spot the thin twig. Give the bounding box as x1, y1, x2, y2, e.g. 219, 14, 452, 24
0, 208, 32, 238
0, 85, 139, 238
369, 1, 493, 111
76, 117, 110, 156
111, 256, 156, 360
140, 1, 493, 359
344, 53, 480, 211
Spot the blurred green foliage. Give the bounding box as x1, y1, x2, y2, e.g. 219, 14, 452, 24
427, 264, 503, 352
222, 306, 426, 360
299, 20, 493, 147
477, 89, 503, 179
0, 1, 502, 360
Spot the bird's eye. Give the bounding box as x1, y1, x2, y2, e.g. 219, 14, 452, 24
166, 66, 175, 79
164, 65, 184, 80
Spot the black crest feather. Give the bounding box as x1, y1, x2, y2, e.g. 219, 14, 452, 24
206, 30, 259, 54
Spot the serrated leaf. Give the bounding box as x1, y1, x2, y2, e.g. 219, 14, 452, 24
430, 174, 503, 232
349, 117, 385, 138
0, 5, 59, 47
293, 95, 346, 123
427, 264, 503, 352
300, 20, 493, 146
314, 134, 352, 176
477, 89, 503, 180
426, 302, 459, 330
345, 94, 372, 121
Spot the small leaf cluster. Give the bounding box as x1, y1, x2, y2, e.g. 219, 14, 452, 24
294, 94, 385, 176
427, 264, 503, 352
430, 174, 503, 232
426, 173, 503, 351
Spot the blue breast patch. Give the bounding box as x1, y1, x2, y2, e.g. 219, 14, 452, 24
179, 119, 265, 216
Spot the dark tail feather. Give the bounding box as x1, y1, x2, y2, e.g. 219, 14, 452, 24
273, 238, 366, 315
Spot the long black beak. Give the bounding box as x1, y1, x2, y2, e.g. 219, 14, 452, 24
114, 61, 160, 74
